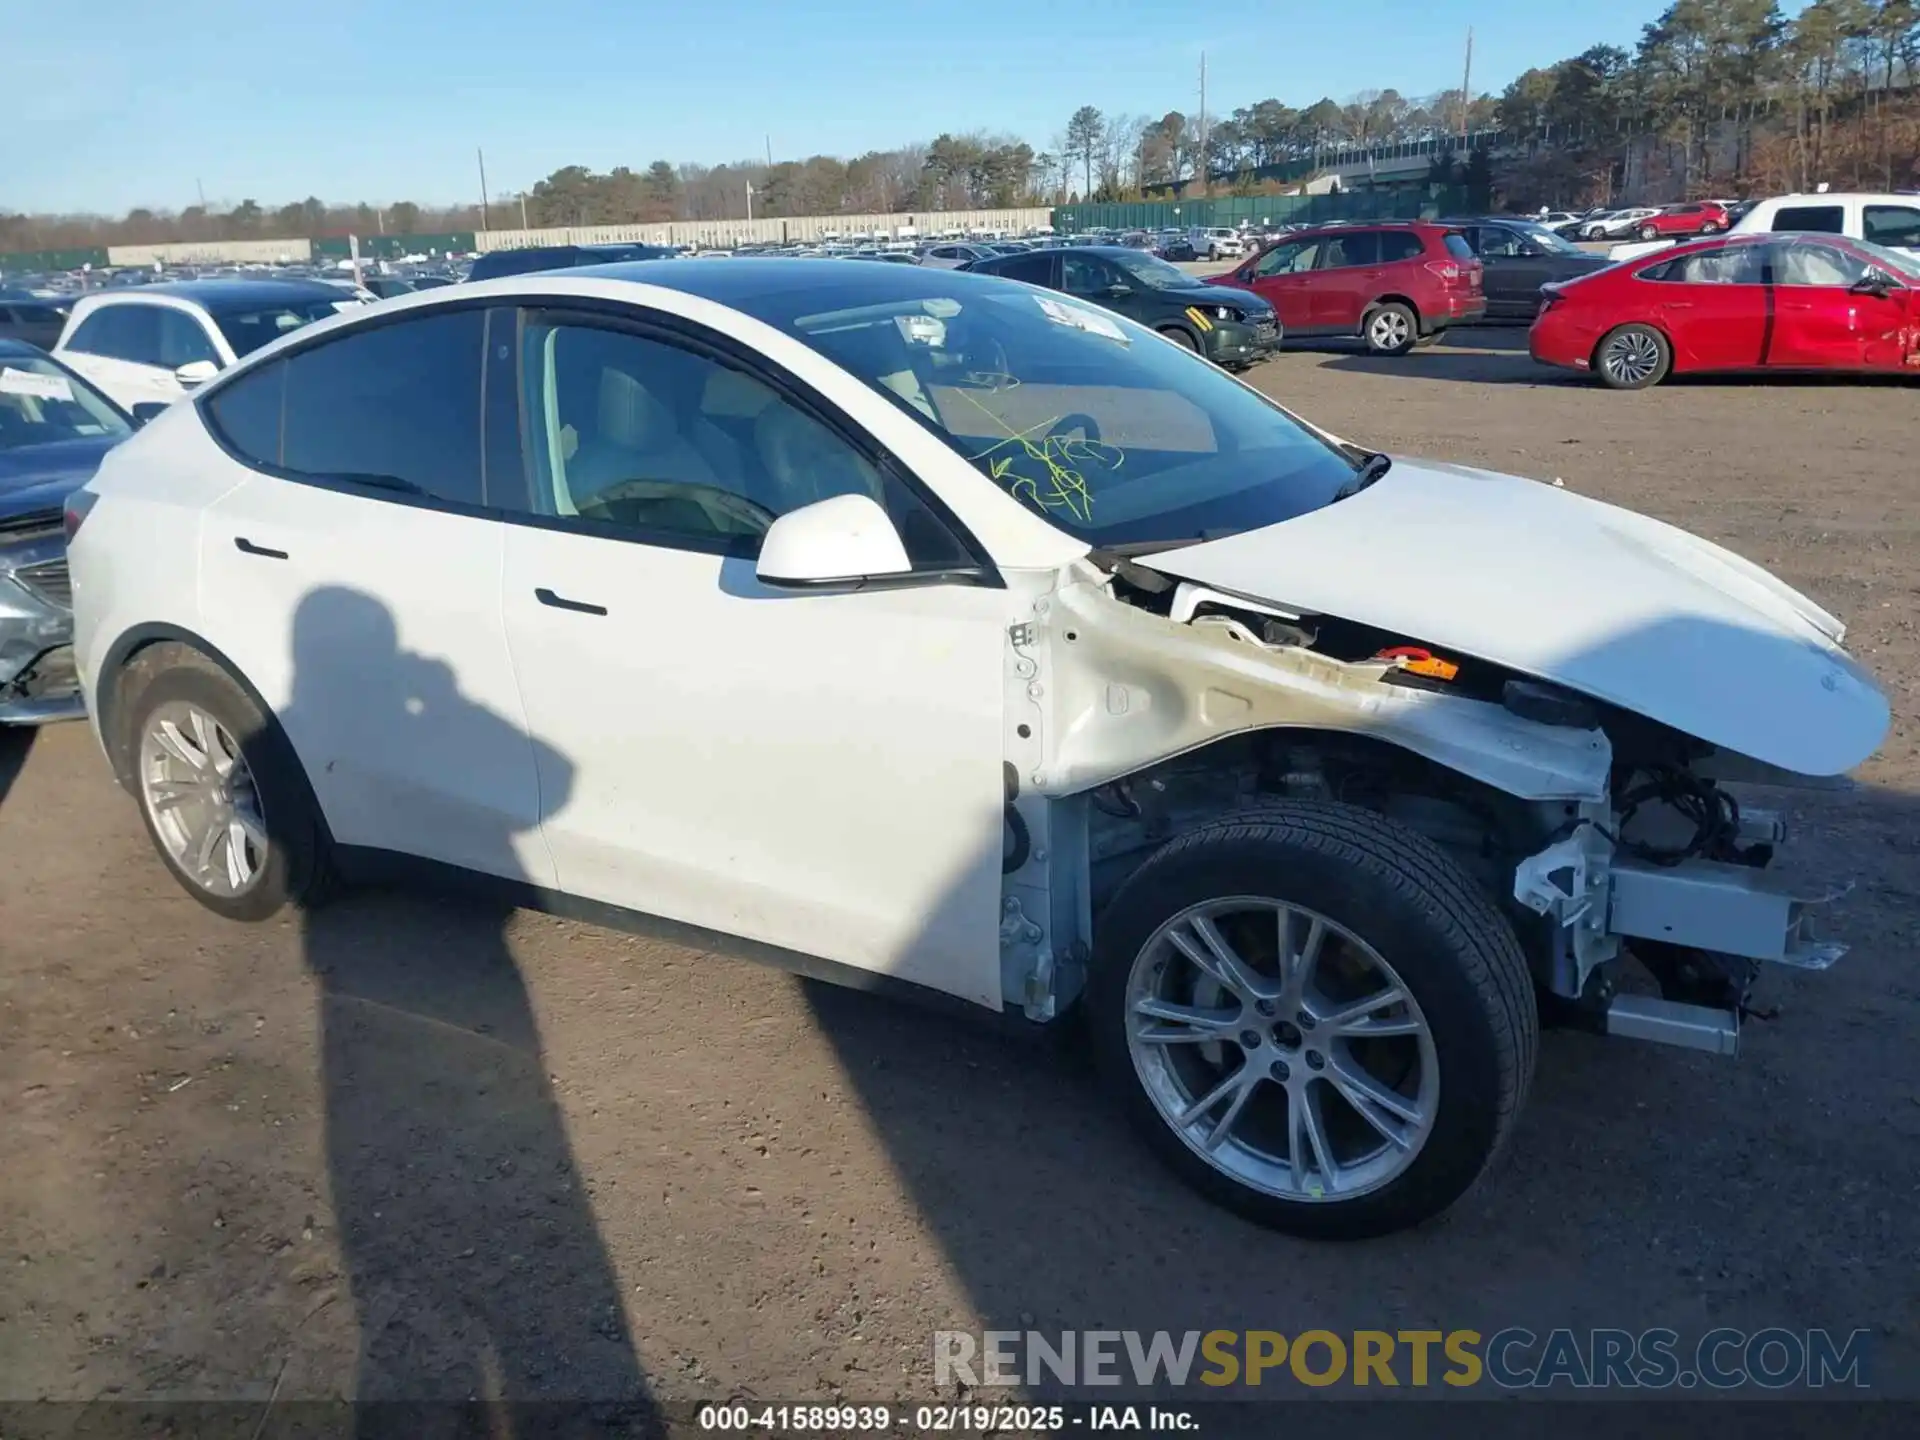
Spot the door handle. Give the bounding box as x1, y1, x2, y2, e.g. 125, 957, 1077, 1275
234, 537, 288, 559
535, 587, 608, 616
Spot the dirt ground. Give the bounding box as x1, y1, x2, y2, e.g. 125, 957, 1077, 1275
3, 332, 1918, 1424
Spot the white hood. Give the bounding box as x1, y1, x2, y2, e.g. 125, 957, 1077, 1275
1138, 459, 1890, 777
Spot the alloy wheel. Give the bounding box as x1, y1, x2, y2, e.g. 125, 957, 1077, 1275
138, 700, 269, 898
1368, 310, 1411, 351
1124, 897, 1439, 1202
1601, 330, 1663, 386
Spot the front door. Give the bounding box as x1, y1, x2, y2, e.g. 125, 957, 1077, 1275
193, 305, 550, 885
493, 305, 1011, 1007
58, 303, 187, 411
1768, 237, 1918, 372
1237, 237, 1323, 332
1310, 230, 1383, 334
1473, 227, 1549, 319
1061, 252, 1146, 325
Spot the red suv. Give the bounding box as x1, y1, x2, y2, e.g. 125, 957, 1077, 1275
1631, 201, 1731, 240
1213, 222, 1485, 354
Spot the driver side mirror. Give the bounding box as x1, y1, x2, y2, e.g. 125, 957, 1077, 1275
130, 401, 169, 427
1849, 269, 1898, 297
173, 359, 219, 387
755, 494, 912, 590
1105, 282, 1132, 297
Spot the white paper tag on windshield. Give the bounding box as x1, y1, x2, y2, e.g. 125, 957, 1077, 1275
1035, 295, 1129, 345
0, 366, 73, 402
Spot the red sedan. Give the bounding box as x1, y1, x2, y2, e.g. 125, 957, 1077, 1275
1631, 201, 1731, 240
1529, 233, 1920, 389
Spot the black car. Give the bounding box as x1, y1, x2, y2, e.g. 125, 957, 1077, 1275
0, 341, 137, 723
966, 245, 1281, 370
466, 243, 675, 282
1441, 217, 1612, 319
0, 298, 68, 350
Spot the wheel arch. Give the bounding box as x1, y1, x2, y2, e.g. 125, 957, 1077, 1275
1155, 321, 1203, 349
94, 623, 278, 792
1361, 294, 1423, 333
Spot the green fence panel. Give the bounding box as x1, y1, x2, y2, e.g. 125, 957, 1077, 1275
0, 246, 112, 275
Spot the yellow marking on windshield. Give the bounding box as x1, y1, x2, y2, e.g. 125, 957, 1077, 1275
950, 374, 1122, 526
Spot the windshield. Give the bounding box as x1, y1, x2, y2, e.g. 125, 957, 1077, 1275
728, 270, 1362, 548
1515, 222, 1586, 256
213, 299, 344, 358
1112, 252, 1204, 291
0, 353, 131, 451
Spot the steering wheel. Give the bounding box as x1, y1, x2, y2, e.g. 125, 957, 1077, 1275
579, 479, 778, 535
1042, 412, 1104, 446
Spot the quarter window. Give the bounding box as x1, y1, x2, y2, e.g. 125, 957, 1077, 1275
245, 308, 488, 506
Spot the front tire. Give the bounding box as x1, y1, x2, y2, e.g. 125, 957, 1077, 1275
1088, 802, 1537, 1240
1157, 325, 1200, 352
1594, 322, 1671, 389
125, 653, 335, 922
1363, 302, 1417, 356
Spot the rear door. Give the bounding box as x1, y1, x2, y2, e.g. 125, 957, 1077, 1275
1310, 230, 1382, 333
1234, 236, 1323, 331
1767, 237, 1916, 371
1638, 243, 1770, 370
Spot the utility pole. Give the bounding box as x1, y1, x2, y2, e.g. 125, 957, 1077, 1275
477, 147, 491, 231
1459, 27, 1474, 143
1196, 51, 1208, 194
519, 193, 529, 229
745, 182, 755, 222
765, 134, 774, 168
195, 177, 207, 211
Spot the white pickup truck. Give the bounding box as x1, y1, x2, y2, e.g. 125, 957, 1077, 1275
1609, 191, 1920, 263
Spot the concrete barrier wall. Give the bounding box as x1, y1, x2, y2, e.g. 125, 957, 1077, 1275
474, 207, 1054, 252
107, 238, 315, 266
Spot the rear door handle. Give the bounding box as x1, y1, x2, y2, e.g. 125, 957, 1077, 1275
234, 537, 288, 559
535, 587, 608, 616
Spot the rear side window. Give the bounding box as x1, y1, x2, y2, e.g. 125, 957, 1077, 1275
265, 309, 487, 506
1319, 232, 1380, 267
204, 362, 286, 464
990, 253, 1054, 285
1863, 205, 1920, 249
1442, 234, 1475, 261
1380, 232, 1426, 262
1770, 205, 1845, 235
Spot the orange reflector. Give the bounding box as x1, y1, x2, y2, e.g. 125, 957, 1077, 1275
1375, 645, 1460, 681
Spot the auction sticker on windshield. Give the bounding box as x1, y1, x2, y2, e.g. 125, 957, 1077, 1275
0, 367, 74, 402
1035, 295, 1129, 345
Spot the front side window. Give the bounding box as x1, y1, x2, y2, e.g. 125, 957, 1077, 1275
1863, 205, 1920, 250
1110, 252, 1202, 291
1774, 239, 1869, 287
730, 272, 1365, 549
1475, 228, 1528, 258
1252, 239, 1321, 276
510, 315, 968, 566
157, 309, 220, 368
1770, 205, 1846, 235
0, 353, 131, 451
1062, 255, 1126, 296
277, 308, 486, 505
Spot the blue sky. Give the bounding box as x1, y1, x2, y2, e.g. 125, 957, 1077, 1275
6, 0, 1674, 215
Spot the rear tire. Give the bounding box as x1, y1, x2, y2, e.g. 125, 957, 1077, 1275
1637, 223, 1659, 240
124, 652, 336, 922
1362, 302, 1417, 356
1088, 802, 1537, 1240
1594, 322, 1672, 390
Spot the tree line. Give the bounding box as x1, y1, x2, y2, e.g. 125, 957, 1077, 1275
9, 0, 1919, 255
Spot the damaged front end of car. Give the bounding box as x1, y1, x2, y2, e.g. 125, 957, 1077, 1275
996, 553, 1879, 1058
0, 512, 83, 726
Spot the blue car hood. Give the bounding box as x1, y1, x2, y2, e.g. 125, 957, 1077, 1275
0, 435, 118, 524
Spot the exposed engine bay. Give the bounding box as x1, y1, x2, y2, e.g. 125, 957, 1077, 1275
998, 557, 1851, 1055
